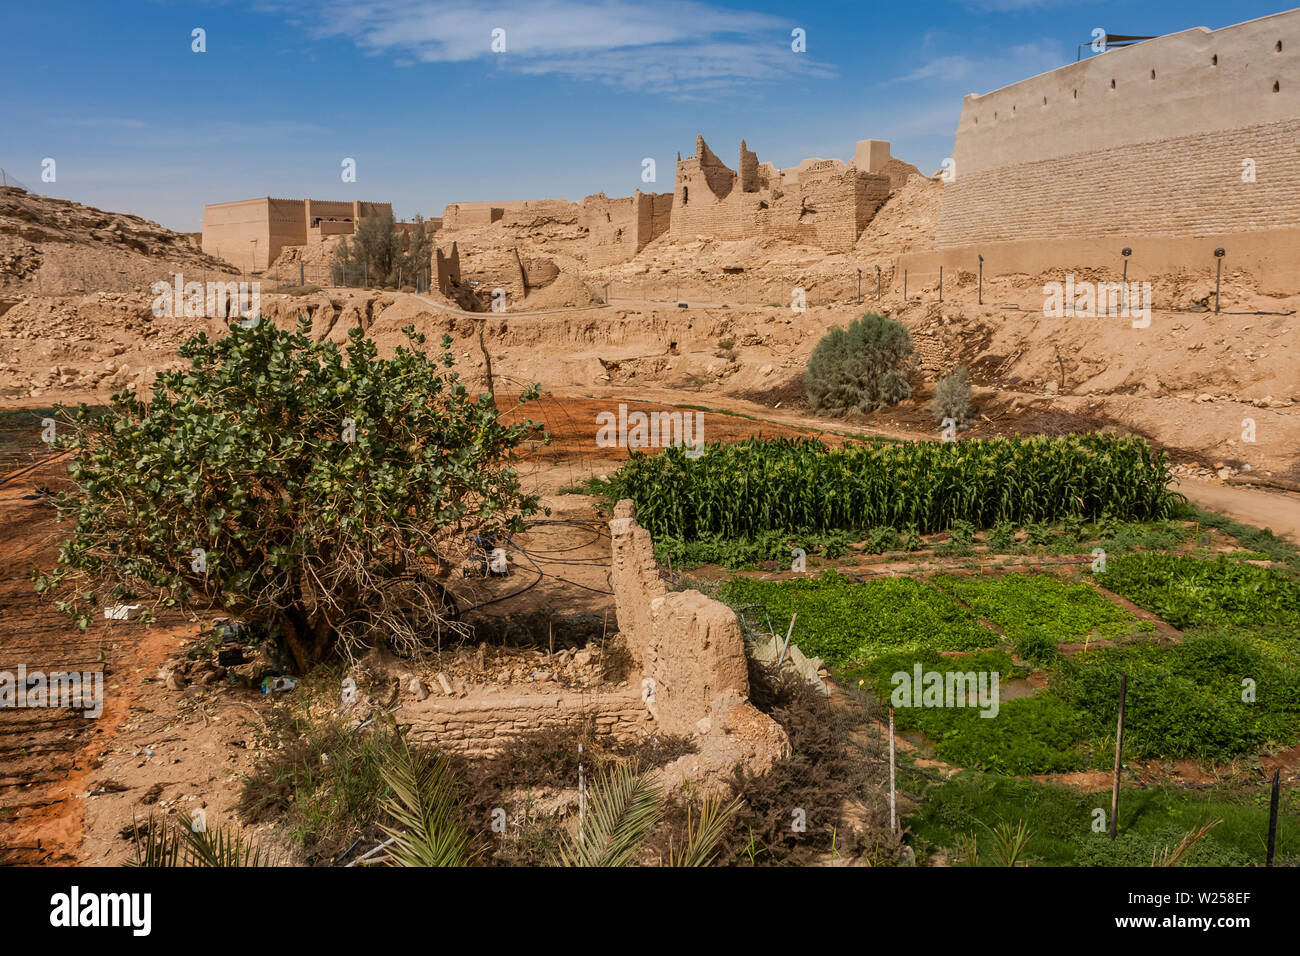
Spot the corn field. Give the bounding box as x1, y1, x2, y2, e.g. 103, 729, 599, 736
610, 435, 1181, 540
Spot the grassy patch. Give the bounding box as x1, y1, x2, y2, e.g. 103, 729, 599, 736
906, 772, 1299, 866
848, 649, 1086, 774
1180, 502, 1300, 575
934, 571, 1153, 643
1051, 626, 1300, 763
717, 570, 998, 666
1095, 553, 1300, 629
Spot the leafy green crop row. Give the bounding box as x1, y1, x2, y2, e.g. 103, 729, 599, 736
1095, 553, 1300, 629
611, 434, 1180, 541
717, 570, 997, 666
932, 572, 1153, 644
846, 626, 1300, 771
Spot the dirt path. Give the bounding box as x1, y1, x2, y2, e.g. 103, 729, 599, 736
1173, 480, 1300, 543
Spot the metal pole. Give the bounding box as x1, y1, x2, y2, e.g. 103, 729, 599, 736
977, 255, 983, 305
857, 268, 861, 304
1109, 673, 1127, 840
1267, 768, 1280, 866
904, 269, 907, 300
876, 265, 881, 303
1214, 248, 1224, 314
939, 266, 943, 303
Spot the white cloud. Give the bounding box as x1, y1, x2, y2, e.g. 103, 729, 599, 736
257, 0, 834, 93
885, 41, 1065, 91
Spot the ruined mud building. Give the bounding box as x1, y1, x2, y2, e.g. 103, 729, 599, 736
437, 136, 907, 264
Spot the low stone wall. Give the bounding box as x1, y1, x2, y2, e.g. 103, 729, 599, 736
398, 499, 791, 787
400, 687, 646, 756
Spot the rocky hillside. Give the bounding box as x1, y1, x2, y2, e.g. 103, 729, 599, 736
0, 186, 237, 296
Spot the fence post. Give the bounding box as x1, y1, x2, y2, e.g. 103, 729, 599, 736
1109, 673, 1127, 840
888, 707, 897, 833
1267, 768, 1280, 866
857, 268, 862, 304
938, 265, 943, 303
977, 254, 983, 305
876, 265, 881, 303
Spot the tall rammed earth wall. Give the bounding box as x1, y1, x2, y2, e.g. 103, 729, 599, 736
936, 10, 1300, 248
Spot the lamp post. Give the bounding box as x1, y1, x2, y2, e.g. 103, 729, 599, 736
1214, 247, 1225, 314
1121, 247, 1131, 310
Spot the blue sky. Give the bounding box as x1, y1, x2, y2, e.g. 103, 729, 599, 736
1, 0, 1292, 231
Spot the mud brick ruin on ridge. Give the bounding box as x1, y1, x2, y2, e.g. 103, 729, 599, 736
431, 136, 907, 265
200, 197, 395, 272
670, 136, 901, 253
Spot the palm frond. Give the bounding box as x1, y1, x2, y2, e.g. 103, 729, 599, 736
557, 763, 664, 867
378, 736, 471, 867
128, 815, 181, 867
668, 792, 742, 867
128, 814, 272, 867
183, 822, 275, 867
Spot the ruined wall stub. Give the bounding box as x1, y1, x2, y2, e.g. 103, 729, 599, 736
670, 135, 893, 252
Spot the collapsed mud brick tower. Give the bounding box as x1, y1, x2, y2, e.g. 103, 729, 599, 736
669, 136, 900, 252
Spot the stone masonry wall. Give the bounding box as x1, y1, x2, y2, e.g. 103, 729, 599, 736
400, 688, 647, 756
936, 10, 1300, 247
936, 119, 1300, 247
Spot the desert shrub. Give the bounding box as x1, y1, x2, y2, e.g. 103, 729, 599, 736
716, 660, 900, 866
35, 318, 541, 670
804, 313, 917, 415
930, 366, 973, 430
332, 214, 432, 288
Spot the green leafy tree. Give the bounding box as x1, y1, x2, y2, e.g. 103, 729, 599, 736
804, 313, 918, 415
35, 318, 542, 671
333, 214, 432, 288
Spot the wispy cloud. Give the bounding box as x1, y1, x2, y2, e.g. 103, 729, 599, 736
885, 41, 1065, 90
257, 0, 834, 93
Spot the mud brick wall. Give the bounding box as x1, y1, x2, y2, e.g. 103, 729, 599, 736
400, 688, 646, 756
671, 136, 888, 253
609, 500, 750, 737
583, 192, 672, 267
937, 120, 1300, 247
937, 11, 1300, 248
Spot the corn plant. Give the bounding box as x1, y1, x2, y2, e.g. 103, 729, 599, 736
610, 434, 1180, 542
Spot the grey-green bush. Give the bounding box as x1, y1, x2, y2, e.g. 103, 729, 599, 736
931, 365, 973, 429
804, 313, 917, 415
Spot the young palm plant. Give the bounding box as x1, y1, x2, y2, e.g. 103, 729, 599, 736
129, 815, 274, 867
377, 735, 473, 867
553, 763, 741, 867
667, 790, 743, 867
555, 762, 665, 867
